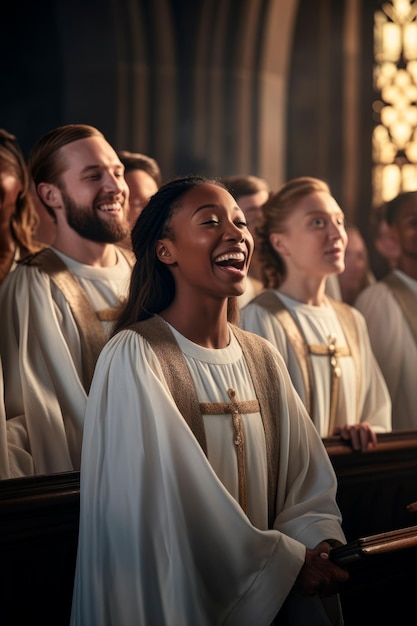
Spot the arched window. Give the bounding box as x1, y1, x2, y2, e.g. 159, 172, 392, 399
373, 0, 417, 204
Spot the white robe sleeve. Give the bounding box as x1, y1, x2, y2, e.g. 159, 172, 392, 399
350, 307, 391, 433
270, 354, 346, 548
355, 281, 415, 430
71, 330, 309, 626
0, 265, 88, 477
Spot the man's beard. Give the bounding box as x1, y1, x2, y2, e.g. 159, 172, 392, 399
61, 189, 130, 243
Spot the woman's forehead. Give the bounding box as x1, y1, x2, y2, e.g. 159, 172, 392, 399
293, 191, 343, 215
181, 182, 237, 207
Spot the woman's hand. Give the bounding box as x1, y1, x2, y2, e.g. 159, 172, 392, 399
334, 422, 377, 451
295, 541, 349, 597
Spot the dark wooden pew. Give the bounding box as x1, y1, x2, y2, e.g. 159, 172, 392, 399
0, 431, 416, 626
325, 430, 417, 625
325, 429, 417, 538
0, 471, 79, 626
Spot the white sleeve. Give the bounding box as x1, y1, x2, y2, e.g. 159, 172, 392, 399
71, 330, 307, 626
266, 347, 346, 547
0, 265, 87, 476
352, 307, 392, 432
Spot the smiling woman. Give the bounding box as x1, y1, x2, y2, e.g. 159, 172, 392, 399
113, 176, 253, 336
71, 175, 350, 625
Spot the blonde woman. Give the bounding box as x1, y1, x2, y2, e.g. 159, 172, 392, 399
240, 177, 391, 450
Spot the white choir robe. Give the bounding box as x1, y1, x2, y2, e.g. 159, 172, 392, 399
70, 325, 346, 626
0, 247, 131, 477
355, 270, 417, 430
240, 291, 391, 438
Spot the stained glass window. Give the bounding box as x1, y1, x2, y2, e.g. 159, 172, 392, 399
373, 0, 417, 204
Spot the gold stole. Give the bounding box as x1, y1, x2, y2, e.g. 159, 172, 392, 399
22, 247, 134, 392
130, 316, 281, 528
383, 272, 417, 345
251, 291, 361, 435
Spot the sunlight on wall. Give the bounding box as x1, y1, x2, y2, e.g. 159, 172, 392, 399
373, 0, 417, 204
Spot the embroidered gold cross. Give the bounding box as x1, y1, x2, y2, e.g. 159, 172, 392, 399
199, 388, 259, 513
308, 335, 350, 436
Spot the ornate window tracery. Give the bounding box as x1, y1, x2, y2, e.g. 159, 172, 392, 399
373, 0, 417, 204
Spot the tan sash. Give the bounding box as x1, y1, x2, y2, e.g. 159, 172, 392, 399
383, 272, 417, 345
22, 247, 134, 392
328, 298, 361, 433
130, 316, 281, 528
252, 291, 315, 412
251, 291, 361, 434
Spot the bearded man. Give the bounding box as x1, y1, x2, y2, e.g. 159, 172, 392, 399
0, 124, 134, 478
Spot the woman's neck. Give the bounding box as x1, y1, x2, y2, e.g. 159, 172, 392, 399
160, 299, 230, 349
277, 275, 327, 306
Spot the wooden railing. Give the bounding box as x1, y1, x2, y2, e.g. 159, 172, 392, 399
1, 431, 417, 626
325, 429, 417, 538
325, 430, 417, 625
0, 472, 79, 626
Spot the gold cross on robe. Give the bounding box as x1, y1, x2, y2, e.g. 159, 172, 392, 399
308, 334, 350, 436
199, 388, 259, 514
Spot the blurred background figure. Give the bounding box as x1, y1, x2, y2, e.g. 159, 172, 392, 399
370, 203, 400, 280
337, 223, 375, 305
221, 174, 270, 307
118, 150, 162, 249
355, 191, 417, 431
0, 129, 42, 284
